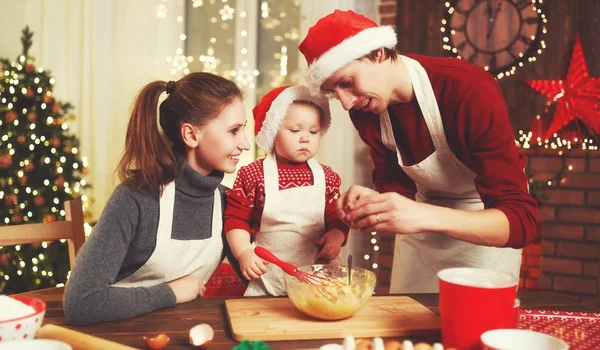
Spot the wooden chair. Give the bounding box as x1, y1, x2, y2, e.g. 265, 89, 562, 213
0, 200, 85, 269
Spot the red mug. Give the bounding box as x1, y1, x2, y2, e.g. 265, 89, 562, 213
438, 268, 518, 350
513, 298, 521, 328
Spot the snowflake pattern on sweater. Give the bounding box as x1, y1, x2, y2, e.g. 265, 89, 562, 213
224, 158, 349, 238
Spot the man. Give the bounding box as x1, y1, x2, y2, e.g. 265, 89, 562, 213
298, 9, 537, 292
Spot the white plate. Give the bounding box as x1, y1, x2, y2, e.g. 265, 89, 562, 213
0, 339, 72, 350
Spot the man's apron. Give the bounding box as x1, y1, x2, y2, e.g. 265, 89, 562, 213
381, 55, 522, 293
114, 181, 223, 288
244, 153, 326, 296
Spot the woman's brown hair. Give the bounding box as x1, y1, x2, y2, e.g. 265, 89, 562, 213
117, 72, 242, 191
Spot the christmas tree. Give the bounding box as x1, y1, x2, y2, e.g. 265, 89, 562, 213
0, 27, 90, 294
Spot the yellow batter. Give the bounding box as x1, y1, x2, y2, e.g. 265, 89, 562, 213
287, 269, 376, 320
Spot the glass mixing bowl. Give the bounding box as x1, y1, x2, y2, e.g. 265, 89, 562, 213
283, 264, 376, 320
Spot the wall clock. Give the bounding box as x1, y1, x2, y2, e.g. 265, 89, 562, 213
442, 0, 547, 79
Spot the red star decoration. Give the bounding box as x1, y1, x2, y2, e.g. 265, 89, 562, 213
526, 35, 600, 140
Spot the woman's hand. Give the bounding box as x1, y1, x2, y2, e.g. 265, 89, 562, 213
167, 275, 206, 304
344, 191, 430, 235
238, 248, 269, 280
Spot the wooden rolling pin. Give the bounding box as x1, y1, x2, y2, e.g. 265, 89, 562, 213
36, 324, 138, 350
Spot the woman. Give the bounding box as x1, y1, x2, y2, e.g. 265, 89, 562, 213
63, 73, 250, 325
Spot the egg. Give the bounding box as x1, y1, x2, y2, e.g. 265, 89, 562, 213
143, 333, 170, 350
413, 343, 433, 350
355, 338, 373, 350
384, 340, 404, 350
189, 323, 214, 347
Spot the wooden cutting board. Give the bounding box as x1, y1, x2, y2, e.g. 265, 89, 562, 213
225, 296, 440, 341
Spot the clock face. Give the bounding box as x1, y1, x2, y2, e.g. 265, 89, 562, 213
444, 0, 544, 76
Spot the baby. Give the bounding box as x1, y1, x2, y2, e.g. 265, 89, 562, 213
224, 85, 350, 296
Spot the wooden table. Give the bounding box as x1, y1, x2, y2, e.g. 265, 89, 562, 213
17, 288, 598, 350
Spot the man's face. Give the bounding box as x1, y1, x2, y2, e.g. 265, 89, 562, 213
320, 58, 390, 114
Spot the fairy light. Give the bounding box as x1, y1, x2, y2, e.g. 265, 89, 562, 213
199, 46, 221, 73
162, 4, 191, 75
362, 231, 379, 269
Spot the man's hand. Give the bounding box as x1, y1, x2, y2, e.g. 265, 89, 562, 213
336, 185, 379, 226
344, 191, 429, 235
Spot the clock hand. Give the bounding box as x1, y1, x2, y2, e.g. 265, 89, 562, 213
486, 0, 494, 19
486, 1, 503, 39
492, 1, 502, 20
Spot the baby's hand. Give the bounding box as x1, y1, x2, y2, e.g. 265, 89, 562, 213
315, 229, 345, 261
238, 248, 269, 280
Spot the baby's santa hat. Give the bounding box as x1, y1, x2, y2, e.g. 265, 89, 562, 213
298, 9, 398, 92
254, 85, 331, 154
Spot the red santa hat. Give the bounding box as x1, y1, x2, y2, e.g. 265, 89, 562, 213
298, 9, 398, 92
253, 85, 331, 154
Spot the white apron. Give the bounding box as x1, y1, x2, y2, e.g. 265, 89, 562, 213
383, 55, 522, 293
114, 181, 224, 288
245, 153, 326, 296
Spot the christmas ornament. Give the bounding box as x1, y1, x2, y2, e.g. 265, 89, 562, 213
11, 214, 23, 224
34, 196, 45, 206
27, 112, 37, 122
43, 95, 53, 104
25, 163, 35, 172
18, 175, 28, 185
0, 154, 13, 168
5, 194, 18, 205
0, 253, 8, 266
6, 111, 17, 123
55, 176, 66, 187
43, 214, 56, 223
50, 137, 61, 148
52, 104, 60, 113
526, 35, 600, 139
17, 135, 26, 144
24, 88, 34, 98
25, 64, 35, 72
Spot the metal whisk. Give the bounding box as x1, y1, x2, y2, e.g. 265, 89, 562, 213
254, 246, 344, 286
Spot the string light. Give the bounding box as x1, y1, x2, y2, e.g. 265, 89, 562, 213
515, 131, 599, 151
363, 231, 379, 270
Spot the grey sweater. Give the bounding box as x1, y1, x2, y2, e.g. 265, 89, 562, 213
63, 165, 236, 325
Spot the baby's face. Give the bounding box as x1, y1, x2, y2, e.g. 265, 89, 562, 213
273, 103, 322, 164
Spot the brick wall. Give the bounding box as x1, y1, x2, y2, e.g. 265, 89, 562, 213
526, 148, 600, 307
379, 0, 397, 27
520, 231, 542, 290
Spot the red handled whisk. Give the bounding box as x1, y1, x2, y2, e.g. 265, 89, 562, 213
254, 246, 344, 286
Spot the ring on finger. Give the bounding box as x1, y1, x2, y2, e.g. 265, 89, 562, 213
375, 214, 380, 223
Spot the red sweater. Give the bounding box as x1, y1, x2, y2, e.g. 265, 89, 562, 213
224, 158, 349, 241
350, 54, 538, 248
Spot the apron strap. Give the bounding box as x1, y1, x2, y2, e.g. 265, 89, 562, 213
263, 153, 279, 197
399, 55, 450, 152
157, 181, 176, 243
